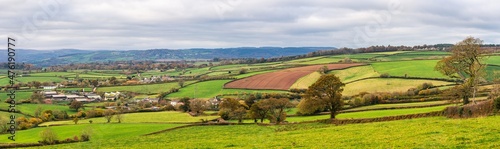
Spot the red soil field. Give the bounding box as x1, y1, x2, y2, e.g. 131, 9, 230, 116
224, 63, 365, 90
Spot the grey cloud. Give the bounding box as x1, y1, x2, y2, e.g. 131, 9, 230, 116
1, 0, 500, 50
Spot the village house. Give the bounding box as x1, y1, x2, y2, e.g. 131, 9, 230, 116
105, 92, 121, 101
42, 86, 57, 90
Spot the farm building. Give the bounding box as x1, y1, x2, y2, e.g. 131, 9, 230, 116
51, 95, 67, 101
105, 92, 121, 101
85, 94, 102, 101
43, 91, 58, 98
42, 86, 57, 90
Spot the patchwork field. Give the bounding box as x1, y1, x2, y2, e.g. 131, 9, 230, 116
343, 78, 453, 96
40, 111, 219, 126
167, 80, 287, 99
225, 63, 364, 90
27, 116, 500, 148
329, 65, 380, 83
96, 81, 195, 94
371, 60, 448, 78
290, 72, 322, 89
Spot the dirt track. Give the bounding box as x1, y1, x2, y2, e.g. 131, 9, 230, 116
224, 63, 364, 90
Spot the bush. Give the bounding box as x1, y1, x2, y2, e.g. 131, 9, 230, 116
40, 127, 58, 144
494, 97, 500, 112
380, 73, 390, 78
445, 100, 495, 118
80, 127, 93, 141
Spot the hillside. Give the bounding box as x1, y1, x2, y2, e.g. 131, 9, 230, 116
0, 47, 335, 67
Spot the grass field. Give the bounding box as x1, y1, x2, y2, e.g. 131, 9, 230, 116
0, 123, 184, 144
343, 100, 451, 112
167, 80, 287, 99
96, 81, 195, 94
330, 54, 383, 59
290, 72, 322, 89
30, 115, 500, 148
0, 91, 33, 101
39, 111, 219, 126
343, 78, 453, 96
371, 60, 449, 78
486, 55, 500, 65
234, 70, 278, 79
0, 103, 78, 116
329, 65, 379, 83
298, 57, 344, 65
286, 105, 449, 122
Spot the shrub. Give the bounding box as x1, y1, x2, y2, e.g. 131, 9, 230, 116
380, 73, 390, 78
445, 100, 495, 118
494, 97, 500, 112
40, 127, 58, 144
81, 127, 93, 141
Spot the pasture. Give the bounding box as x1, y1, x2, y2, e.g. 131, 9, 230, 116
371, 60, 449, 78
343, 78, 453, 96
96, 81, 195, 94
225, 63, 363, 90
167, 80, 287, 99
39, 111, 219, 126
0, 123, 184, 144
329, 65, 379, 83
29, 116, 500, 148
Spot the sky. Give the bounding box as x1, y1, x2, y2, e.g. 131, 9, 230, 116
1, 0, 499, 50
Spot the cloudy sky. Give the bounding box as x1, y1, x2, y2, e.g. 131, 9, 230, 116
2, 0, 499, 50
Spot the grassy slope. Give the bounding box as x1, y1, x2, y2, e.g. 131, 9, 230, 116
343, 78, 452, 96
167, 80, 287, 99
39, 111, 219, 126
32, 116, 500, 148
343, 100, 450, 111
329, 65, 380, 83
371, 60, 448, 78
96, 81, 195, 94
289, 72, 322, 89
286, 105, 449, 122
0, 123, 184, 144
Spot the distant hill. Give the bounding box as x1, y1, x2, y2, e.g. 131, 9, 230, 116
0, 47, 335, 67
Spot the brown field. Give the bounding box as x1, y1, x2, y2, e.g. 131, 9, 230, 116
224, 63, 364, 90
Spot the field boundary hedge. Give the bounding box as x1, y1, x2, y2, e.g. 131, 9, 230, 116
319, 110, 445, 125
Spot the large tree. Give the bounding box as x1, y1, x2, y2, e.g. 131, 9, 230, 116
298, 74, 345, 119
435, 37, 490, 104
218, 98, 247, 123
189, 99, 210, 116
69, 100, 84, 112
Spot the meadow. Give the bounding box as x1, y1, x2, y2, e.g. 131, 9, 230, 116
0, 123, 185, 144
39, 111, 219, 126
343, 78, 453, 96
167, 80, 287, 99
329, 65, 379, 83
286, 105, 449, 122
371, 60, 448, 78
25, 116, 500, 148
96, 81, 195, 94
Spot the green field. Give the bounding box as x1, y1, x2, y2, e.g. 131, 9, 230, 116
167, 80, 287, 99
371, 60, 449, 78
28, 116, 500, 148
343, 78, 452, 96
40, 111, 219, 126
0, 91, 33, 101
0, 123, 184, 144
329, 65, 380, 83
343, 100, 451, 112
290, 72, 322, 89
0, 103, 78, 116
96, 81, 195, 94
298, 57, 344, 65
286, 105, 449, 122
486, 55, 500, 65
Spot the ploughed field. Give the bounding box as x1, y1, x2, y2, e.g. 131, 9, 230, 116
224, 63, 364, 90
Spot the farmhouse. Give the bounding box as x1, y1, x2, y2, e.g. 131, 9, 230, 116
43, 91, 58, 98
51, 95, 67, 101
85, 94, 102, 101
105, 92, 121, 101
42, 86, 57, 90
